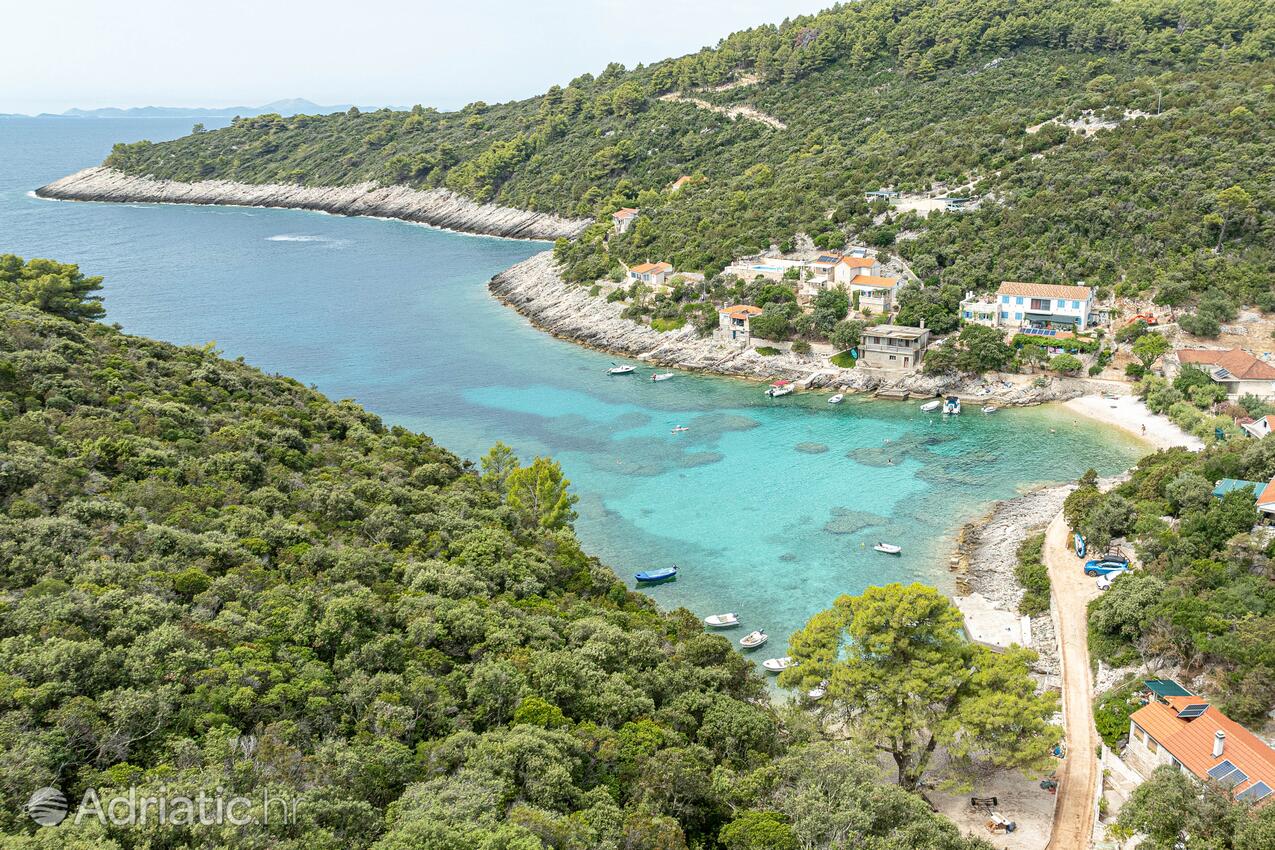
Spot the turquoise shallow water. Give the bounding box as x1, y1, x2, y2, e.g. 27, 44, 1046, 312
0, 117, 1146, 663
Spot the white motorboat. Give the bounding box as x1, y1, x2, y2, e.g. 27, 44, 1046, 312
739, 630, 768, 650
807, 679, 829, 701
766, 380, 794, 397
942, 396, 961, 415
651, 372, 675, 382
671, 426, 689, 434
828, 393, 845, 404
981, 405, 998, 414
608, 364, 636, 375
704, 613, 739, 628
762, 656, 797, 673
920, 399, 942, 412
873, 542, 902, 555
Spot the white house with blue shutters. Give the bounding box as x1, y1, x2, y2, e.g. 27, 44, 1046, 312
993, 281, 1095, 331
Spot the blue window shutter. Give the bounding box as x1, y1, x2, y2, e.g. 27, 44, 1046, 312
1057, 299, 1065, 308
1072, 300, 1080, 308
1016, 296, 1023, 305
1000, 311, 1008, 319
1001, 295, 1009, 304
1015, 312, 1022, 320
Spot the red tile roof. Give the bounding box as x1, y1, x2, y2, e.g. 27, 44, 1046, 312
612, 207, 639, 219
719, 304, 764, 319
1130, 697, 1275, 800
997, 281, 1093, 300
1176, 348, 1275, 381
838, 256, 878, 268
849, 274, 899, 289
629, 262, 672, 275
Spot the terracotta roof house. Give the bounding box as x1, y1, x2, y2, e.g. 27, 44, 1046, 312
1126, 679, 1275, 804
611, 207, 639, 234
1258, 476, 1275, 516
1175, 348, 1275, 401
626, 261, 674, 287
832, 255, 881, 285
718, 304, 764, 344
847, 274, 901, 314
1241, 414, 1275, 439
994, 281, 1095, 331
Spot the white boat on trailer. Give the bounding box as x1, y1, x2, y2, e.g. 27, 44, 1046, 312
608, 363, 636, 375
739, 630, 768, 650
920, 399, 942, 412
762, 656, 797, 673
703, 612, 739, 628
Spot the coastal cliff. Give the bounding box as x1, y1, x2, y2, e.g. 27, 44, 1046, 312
36, 167, 591, 241
489, 252, 1094, 406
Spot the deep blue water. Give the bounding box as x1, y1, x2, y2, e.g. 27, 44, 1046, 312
0, 116, 1144, 663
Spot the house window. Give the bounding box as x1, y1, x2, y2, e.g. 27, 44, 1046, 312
1015, 296, 1024, 305
1147, 737, 1158, 754
888, 354, 896, 361
1057, 299, 1066, 308
1014, 312, 1022, 320
1171, 757, 1183, 771
1030, 298, 1050, 311
1072, 300, 1081, 308
1000, 311, 1008, 319
1001, 295, 1010, 304
963, 311, 971, 318
1132, 725, 1144, 743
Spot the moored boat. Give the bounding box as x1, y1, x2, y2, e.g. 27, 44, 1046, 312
807, 679, 829, 701
828, 393, 844, 404
762, 656, 796, 673
920, 399, 942, 412
981, 404, 998, 414
703, 613, 739, 628
739, 630, 768, 650
873, 542, 902, 555
671, 426, 689, 433
651, 372, 674, 382
608, 363, 636, 375
635, 565, 677, 583
766, 380, 793, 397
942, 396, 961, 415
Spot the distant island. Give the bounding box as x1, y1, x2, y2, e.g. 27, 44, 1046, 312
8, 98, 374, 119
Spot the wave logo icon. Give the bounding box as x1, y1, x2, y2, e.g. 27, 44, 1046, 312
26, 786, 68, 826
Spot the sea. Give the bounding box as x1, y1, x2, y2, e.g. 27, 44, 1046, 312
0, 115, 1145, 665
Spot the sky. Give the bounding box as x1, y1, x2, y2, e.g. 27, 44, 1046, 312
5, 0, 832, 114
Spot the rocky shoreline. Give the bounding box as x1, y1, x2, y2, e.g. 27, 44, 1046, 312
490, 252, 1098, 405
36, 167, 590, 241
954, 483, 1076, 681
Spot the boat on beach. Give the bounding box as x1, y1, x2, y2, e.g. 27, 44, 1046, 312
874, 542, 902, 555
608, 364, 636, 375
920, 399, 942, 412
762, 656, 796, 673
766, 380, 793, 397
651, 372, 674, 382
635, 565, 677, 584
739, 630, 768, 650
828, 393, 844, 404
943, 396, 961, 415
704, 613, 739, 628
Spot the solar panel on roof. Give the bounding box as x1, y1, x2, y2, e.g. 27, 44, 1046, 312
1176, 703, 1209, 718
1208, 760, 1239, 780
1238, 781, 1272, 803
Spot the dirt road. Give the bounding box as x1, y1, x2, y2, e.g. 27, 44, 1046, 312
1043, 511, 1101, 850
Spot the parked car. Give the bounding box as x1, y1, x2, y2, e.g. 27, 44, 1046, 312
1084, 551, 1131, 578
1096, 571, 1126, 591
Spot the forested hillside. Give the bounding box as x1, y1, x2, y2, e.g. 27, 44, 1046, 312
0, 255, 996, 849
101, 0, 1275, 329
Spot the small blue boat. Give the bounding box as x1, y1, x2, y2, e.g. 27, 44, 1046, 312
635, 565, 678, 584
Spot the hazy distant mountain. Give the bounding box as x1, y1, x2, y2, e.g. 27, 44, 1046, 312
53, 98, 358, 118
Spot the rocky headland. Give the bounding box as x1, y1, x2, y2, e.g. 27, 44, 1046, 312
36, 167, 590, 241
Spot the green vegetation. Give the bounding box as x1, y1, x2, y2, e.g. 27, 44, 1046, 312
1093, 678, 1141, 749
1014, 532, 1050, 616
754, 346, 781, 356
780, 583, 1059, 792
1113, 766, 1275, 850
829, 350, 856, 368
0, 255, 1006, 848
1136, 368, 1266, 444
1070, 446, 1275, 724
101, 1, 1275, 331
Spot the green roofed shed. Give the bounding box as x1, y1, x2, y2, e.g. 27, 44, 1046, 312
1145, 679, 1192, 698
1212, 479, 1264, 500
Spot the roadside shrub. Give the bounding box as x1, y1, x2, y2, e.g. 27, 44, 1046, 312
1014, 532, 1050, 615
790, 340, 812, 355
